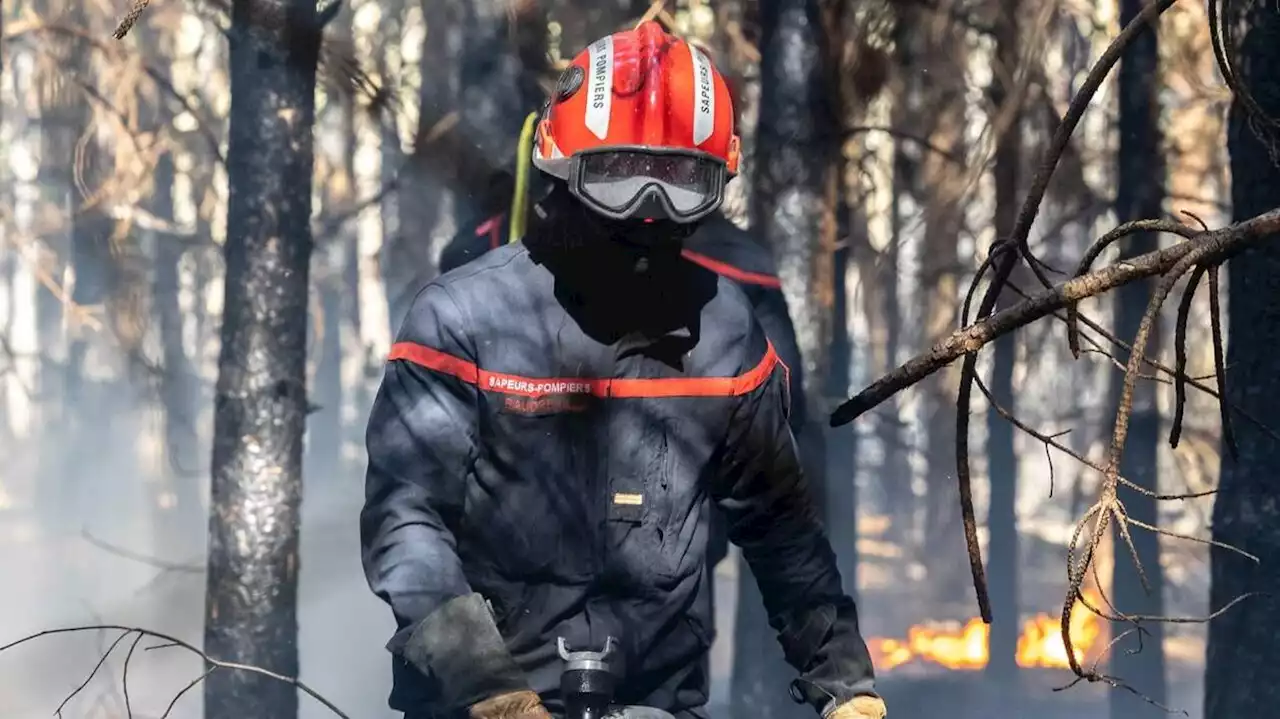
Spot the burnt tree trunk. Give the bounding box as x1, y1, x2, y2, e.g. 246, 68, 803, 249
1205, 3, 1280, 716
985, 0, 1021, 684
1109, 0, 1167, 711
733, 1, 838, 717
203, 0, 321, 715
821, 0, 879, 611
310, 231, 344, 481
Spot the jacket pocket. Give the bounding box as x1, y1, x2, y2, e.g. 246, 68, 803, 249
640, 418, 702, 583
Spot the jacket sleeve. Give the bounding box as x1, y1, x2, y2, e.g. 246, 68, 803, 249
712, 323, 878, 716
361, 282, 529, 709
748, 285, 808, 432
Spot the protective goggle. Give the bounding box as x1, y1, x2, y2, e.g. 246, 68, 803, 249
566, 146, 728, 224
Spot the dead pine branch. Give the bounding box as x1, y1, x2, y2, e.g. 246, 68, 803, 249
829, 206, 1280, 425
953, 0, 1180, 625
1056, 222, 1264, 686
832, 205, 1279, 697
1062, 212, 1237, 459
0, 625, 350, 719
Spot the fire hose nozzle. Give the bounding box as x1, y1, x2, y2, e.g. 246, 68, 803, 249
557, 636, 618, 671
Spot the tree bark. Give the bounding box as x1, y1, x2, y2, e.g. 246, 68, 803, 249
985, 0, 1021, 684
203, 0, 321, 715
733, 1, 838, 716
1109, 0, 1167, 711
821, 0, 872, 610
1205, 2, 1280, 716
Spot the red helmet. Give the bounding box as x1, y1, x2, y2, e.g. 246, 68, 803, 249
532, 21, 741, 224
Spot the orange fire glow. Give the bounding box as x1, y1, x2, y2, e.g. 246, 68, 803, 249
867, 590, 1104, 672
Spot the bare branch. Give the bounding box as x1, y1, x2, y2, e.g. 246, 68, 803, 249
943, 0, 1181, 624
831, 206, 1280, 426
80, 528, 202, 573
0, 625, 350, 718
52, 629, 135, 716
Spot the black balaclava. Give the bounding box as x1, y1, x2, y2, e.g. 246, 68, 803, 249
525, 176, 717, 348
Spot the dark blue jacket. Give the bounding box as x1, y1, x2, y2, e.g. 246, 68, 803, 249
362, 232, 875, 717
435, 207, 803, 583
441, 211, 808, 434
439, 209, 811, 583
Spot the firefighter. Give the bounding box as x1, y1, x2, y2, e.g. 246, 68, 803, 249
440, 171, 814, 581
362, 21, 884, 719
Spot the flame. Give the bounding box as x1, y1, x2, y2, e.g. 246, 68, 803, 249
867, 590, 1104, 672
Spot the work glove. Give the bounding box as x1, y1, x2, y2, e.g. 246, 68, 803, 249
401, 593, 534, 713
825, 695, 887, 719
468, 689, 553, 719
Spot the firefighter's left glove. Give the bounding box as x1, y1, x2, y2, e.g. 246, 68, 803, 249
401, 592, 533, 712
468, 690, 553, 719
825, 695, 887, 719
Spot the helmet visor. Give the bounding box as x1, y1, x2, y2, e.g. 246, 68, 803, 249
570, 148, 726, 223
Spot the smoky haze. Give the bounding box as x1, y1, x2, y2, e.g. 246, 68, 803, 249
0, 427, 392, 719
0, 0, 1264, 716
0, 424, 745, 718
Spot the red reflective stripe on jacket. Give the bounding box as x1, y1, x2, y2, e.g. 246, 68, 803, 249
680, 249, 783, 289
389, 340, 779, 398
388, 342, 480, 383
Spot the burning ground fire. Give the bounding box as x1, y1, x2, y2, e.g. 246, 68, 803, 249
866, 589, 1104, 672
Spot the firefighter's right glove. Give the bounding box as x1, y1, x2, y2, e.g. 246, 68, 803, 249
401, 593, 533, 712
469, 690, 553, 719
825, 695, 887, 719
